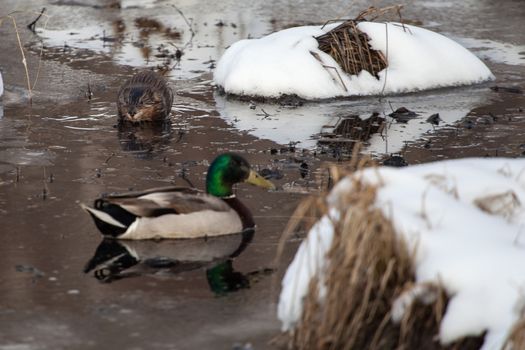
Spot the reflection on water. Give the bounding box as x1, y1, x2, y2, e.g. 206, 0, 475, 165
84, 230, 267, 295
37, 4, 269, 80
33, 0, 502, 158
0, 114, 56, 170
121, 0, 158, 9
214, 93, 338, 149
117, 121, 172, 158
215, 86, 492, 155
453, 36, 525, 67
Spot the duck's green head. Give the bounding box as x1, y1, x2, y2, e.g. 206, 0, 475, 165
206, 153, 275, 197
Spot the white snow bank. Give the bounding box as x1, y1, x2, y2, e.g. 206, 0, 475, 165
215, 22, 494, 99
278, 214, 335, 329
278, 158, 525, 350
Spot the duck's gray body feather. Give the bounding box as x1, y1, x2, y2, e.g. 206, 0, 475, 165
82, 186, 251, 240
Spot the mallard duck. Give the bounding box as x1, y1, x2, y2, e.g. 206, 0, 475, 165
81, 153, 275, 239
117, 70, 173, 123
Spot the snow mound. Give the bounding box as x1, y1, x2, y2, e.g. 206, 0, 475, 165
215, 22, 494, 99
279, 158, 525, 350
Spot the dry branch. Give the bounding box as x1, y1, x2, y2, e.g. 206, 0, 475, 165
505, 314, 525, 350
1, 10, 51, 103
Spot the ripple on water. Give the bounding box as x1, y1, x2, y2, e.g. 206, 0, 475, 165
0, 149, 55, 167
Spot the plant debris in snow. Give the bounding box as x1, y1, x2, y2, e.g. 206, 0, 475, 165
279, 158, 525, 350
388, 106, 419, 123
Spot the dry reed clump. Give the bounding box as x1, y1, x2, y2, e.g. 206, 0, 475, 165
316, 20, 388, 79
315, 20, 387, 79
318, 113, 385, 159
0, 10, 50, 103
331, 113, 385, 140
505, 315, 525, 350
315, 5, 413, 80
282, 172, 485, 350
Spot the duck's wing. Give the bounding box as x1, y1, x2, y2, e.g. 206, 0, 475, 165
104, 187, 232, 217
82, 186, 244, 239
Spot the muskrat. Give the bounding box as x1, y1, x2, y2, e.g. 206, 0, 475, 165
117, 70, 173, 123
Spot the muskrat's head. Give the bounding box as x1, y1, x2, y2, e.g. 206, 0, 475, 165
118, 87, 165, 123
117, 70, 173, 123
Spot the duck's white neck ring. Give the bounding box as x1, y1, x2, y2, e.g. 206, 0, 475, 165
219, 194, 237, 199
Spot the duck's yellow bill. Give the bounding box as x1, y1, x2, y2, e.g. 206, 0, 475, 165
245, 170, 275, 190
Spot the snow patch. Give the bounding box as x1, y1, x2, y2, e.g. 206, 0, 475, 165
278, 158, 525, 350
278, 214, 335, 331
215, 22, 494, 99
391, 283, 440, 323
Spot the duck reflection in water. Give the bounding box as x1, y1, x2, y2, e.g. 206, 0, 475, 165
84, 230, 273, 295
117, 120, 172, 159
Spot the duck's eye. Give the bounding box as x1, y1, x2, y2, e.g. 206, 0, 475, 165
240, 165, 250, 174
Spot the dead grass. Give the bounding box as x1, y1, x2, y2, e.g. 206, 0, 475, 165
0, 10, 50, 103
316, 20, 387, 79
288, 177, 413, 350
315, 5, 418, 80
279, 165, 485, 350
505, 315, 525, 350
318, 113, 385, 160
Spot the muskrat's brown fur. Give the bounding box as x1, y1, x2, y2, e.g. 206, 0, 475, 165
117, 70, 174, 123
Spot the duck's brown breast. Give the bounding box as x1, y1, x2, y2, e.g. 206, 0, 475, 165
222, 197, 255, 230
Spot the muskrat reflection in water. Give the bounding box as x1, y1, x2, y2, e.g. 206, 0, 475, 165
118, 120, 172, 159
117, 70, 174, 123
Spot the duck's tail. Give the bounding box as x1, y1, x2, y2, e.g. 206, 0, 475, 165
81, 203, 132, 238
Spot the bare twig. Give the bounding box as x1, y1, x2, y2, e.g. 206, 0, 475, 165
27, 7, 46, 33
310, 51, 348, 91
380, 22, 389, 96
256, 108, 273, 119
171, 5, 195, 38
323, 65, 348, 92
180, 168, 195, 188
42, 166, 50, 200
31, 12, 50, 91
86, 81, 93, 101
8, 15, 32, 103
1, 10, 51, 103
164, 5, 196, 73
104, 152, 115, 165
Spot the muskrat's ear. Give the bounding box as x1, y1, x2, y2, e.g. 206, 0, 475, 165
152, 92, 162, 102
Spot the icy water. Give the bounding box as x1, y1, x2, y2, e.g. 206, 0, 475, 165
0, 0, 524, 349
